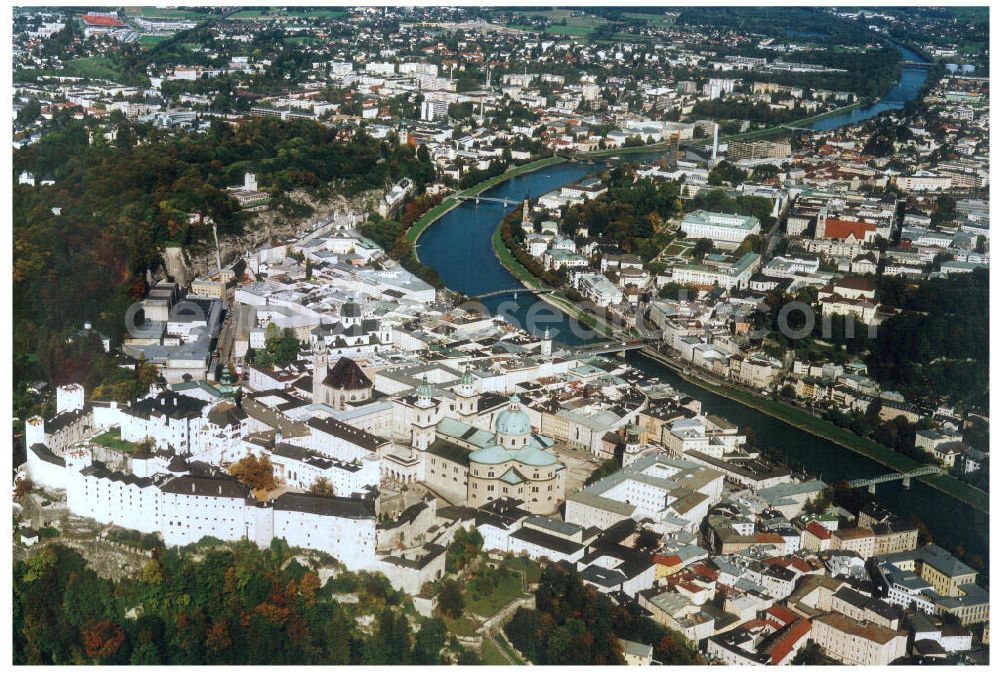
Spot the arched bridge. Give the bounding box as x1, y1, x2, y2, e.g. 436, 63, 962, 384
454, 195, 519, 208
847, 465, 944, 493
466, 287, 556, 301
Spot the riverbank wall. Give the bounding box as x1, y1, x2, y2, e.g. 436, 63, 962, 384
637, 348, 988, 514
409, 155, 568, 264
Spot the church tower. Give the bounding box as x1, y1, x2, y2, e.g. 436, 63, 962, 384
540, 328, 552, 359
312, 342, 329, 405
411, 377, 437, 451
455, 366, 479, 418
219, 365, 235, 400
622, 424, 642, 467
815, 206, 828, 239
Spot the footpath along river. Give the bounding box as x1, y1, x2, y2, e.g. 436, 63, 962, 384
414, 46, 986, 565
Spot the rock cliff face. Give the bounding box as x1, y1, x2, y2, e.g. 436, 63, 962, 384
156, 187, 383, 285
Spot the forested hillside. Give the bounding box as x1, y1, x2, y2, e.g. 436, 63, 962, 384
13, 541, 476, 665
13, 115, 434, 411
505, 563, 702, 665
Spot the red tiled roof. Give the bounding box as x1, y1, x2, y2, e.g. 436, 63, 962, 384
766, 604, 800, 627
788, 557, 814, 573
823, 218, 875, 240
690, 563, 719, 580
768, 619, 811, 665
806, 521, 831, 540
81, 14, 125, 27
765, 555, 813, 572
653, 554, 682, 567
677, 580, 704, 594
756, 532, 785, 544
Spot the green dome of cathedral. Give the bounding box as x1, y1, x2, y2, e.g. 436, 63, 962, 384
495, 395, 531, 436
460, 365, 475, 386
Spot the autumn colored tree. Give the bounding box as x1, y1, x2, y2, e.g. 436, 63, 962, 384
507, 563, 699, 666
13, 476, 33, 501
228, 453, 276, 495
82, 619, 125, 662
15, 540, 455, 665
308, 477, 333, 496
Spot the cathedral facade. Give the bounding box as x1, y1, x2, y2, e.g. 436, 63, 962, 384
421, 395, 566, 515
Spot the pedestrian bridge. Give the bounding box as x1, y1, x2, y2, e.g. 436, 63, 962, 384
574, 340, 647, 357
847, 465, 944, 493
466, 287, 555, 301
454, 195, 519, 207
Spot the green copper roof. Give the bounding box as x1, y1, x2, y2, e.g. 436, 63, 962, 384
495, 395, 531, 436
460, 366, 475, 386
416, 375, 433, 400
469, 445, 511, 465
513, 446, 557, 467
499, 468, 525, 485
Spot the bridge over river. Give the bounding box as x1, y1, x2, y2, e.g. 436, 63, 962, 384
847, 465, 945, 493
454, 195, 521, 208
465, 287, 555, 301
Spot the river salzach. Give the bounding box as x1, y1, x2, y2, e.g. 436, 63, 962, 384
414, 47, 987, 565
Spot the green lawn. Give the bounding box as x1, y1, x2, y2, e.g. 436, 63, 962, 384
511, 9, 605, 36
91, 428, 142, 454
482, 634, 525, 665
124, 7, 207, 19
541, 25, 597, 37
505, 556, 542, 585
465, 571, 525, 617
482, 637, 514, 665
508, 9, 665, 40
491, 225, 541, 290
231, 8, 346, 19
621, 11, 676, 26
443, 614, 482, 636
63, 57, 123, 81
229, 9, 269, 19
407, 198, 458, 247
493, 634, 525, 664
513, 9, 577, 20
285, 8, 346, 18
456, 155, 566, 199
138, 35, 170, 49
491, 223, 615, 339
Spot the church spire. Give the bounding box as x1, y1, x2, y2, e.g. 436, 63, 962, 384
416, 375, 433, 408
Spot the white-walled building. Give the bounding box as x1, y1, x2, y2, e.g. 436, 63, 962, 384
680, 211, 761, 248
